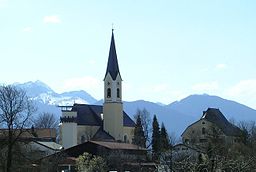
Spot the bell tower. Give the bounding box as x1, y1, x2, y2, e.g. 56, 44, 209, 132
103, 30, 124, 141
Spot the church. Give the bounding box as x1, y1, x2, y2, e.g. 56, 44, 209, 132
59, 31, 135, 149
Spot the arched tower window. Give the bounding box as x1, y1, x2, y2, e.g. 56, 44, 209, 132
124, 135, 127, 143
117, 88, 120, 98
202, 127, 206, 135
107, 88, 111, 98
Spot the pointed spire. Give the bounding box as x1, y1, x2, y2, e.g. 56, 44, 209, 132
104, 30, 121, 80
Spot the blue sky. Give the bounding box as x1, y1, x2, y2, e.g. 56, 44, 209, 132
1, 0, 256, 108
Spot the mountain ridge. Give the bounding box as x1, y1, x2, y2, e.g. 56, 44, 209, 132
167, 94, 256, 122
11, 80, 256, 136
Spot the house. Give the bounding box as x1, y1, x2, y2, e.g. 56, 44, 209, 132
16, 140, 63, 170
181, 108, 243, 149
172, 143, 204, 161
0, 127, 57, 142
25, 140, 63, 157
40, 140, 154, 172
157, 143, 205, 172
59, 30, 135, 149
0, 128, 61, 171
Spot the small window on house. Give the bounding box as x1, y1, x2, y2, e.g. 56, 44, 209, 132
117, 88, 120, 98
107, 88, 111, 98
202, 121, 205, 124
124, 135, 127, 143
202, 127, 206, 135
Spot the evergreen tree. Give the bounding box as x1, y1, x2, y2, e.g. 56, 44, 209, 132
152, 115, 160, 162
160, 123, 170, 152
134, 108, 151, 148
133, 115, 146, 147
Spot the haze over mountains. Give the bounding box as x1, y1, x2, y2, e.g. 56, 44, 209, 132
15, 80, 256, 136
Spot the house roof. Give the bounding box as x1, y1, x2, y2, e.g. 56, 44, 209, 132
72, 104, 103, 126
33, 128, 57, 139
70, 103, 135, 127
63, 140, 147, 157
0, 128, 56, 141
89, 140, 147, 150
173, 143, 205, 153
181, 108, 242, 137
34, 141, 63, 150
91, 127, 115, 141
104, 30, 121, 80
201, 108, 242, 136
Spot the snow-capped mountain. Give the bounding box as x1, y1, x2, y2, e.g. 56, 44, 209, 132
15, 80, 97, 106
15, 80, 55, 97
11, 81, 256, 136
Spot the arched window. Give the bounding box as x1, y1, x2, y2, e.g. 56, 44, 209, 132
124, 135, 127, 143
107, 88, 111, 98
202, 127, 206, 135
117, 88, 120, 98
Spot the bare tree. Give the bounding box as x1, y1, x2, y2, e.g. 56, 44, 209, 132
134, 108, 152, 148
33, 112, 58, 129
238, 121, 256, 146
0, 85, 36, 172
169, 131, 179, 146
39, 151, 68, 172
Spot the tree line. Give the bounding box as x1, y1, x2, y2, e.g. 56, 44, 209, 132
133, 109, 171, 162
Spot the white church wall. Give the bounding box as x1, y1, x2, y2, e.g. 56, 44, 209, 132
77, 125, 100, 144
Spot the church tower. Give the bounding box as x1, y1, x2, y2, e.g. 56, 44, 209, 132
103, 30, 124, 141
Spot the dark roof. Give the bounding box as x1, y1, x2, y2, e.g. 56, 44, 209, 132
201, 108, 242, 136
104, 31, 121, 80
89, 141, 147, 150
0, 128, 56, 141
41, 141, 147, 164
71, 104, 135, 127
42, 141, 148, 168
72, 104, 102, 126
91, 127, 115, 141
63, 140, 147, 157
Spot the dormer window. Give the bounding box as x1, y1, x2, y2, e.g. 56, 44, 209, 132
107, 88, 111, 98
117, 88, 120, 98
